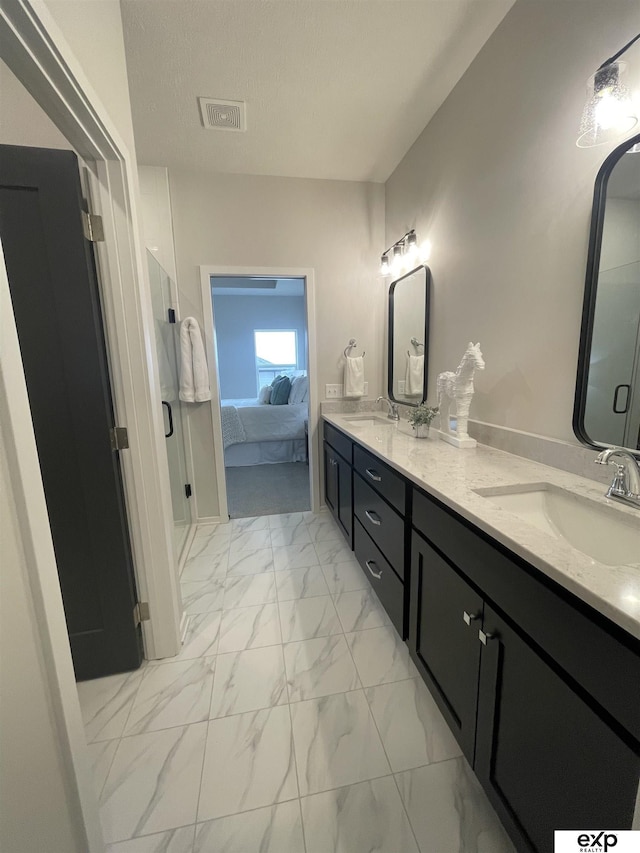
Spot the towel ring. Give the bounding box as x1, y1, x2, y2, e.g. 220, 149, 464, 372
344, 339, 365, 358
410, 337, 424, 349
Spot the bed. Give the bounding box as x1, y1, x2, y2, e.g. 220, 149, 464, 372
221, 398, 308, 467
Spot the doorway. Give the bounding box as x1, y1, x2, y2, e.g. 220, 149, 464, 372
211, 275, 311, 518
0, 144, 143, 680
200, 265, 320, 520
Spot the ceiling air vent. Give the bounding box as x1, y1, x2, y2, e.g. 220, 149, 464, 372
198, 98, 246, 132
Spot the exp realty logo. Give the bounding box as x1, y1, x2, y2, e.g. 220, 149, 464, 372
555, 831, 640, 853
576, 833, 619, 851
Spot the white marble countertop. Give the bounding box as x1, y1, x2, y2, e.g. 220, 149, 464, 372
323, 412, 640, 642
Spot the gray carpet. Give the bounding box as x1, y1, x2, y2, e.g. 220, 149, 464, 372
225, 462, 311, 518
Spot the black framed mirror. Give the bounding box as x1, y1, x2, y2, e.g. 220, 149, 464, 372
574, 132, 640, 455
388, 264, 431, 406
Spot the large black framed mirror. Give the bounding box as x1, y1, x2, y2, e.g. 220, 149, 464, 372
388, 265, 431, 406
574, 133, 640, 455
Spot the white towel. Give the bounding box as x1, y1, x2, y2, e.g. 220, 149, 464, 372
179, 317, 211, 402
406, 354, 424, 396
344, 355, 365, 398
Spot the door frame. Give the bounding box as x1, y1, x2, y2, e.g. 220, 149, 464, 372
199, 265, 320, 518
0, 2, 183, 848
0, 0, 182, 657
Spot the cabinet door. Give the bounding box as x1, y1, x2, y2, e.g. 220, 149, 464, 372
336, 454, 353, 546
409, 531, 483, 762
476, 605, 640, 853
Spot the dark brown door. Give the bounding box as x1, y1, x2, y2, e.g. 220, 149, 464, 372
409, 531, 483, 762
0, 145, 142, 680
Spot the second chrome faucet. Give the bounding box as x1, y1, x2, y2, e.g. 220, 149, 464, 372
595, 447, 640, 509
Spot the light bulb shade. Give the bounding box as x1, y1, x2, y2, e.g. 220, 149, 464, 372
419, 239, 432, 262
380, 254, 390, 275
577, 61, 638, 148
391, 243, 404, 273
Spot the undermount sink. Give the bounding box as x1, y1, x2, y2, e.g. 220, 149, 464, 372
343, 415, 396, 427
474, 483, 639, 567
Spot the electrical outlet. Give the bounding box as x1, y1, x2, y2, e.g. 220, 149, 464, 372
363, 382, 369, 396
398, 380, 406, 394
325, 384, 342, 398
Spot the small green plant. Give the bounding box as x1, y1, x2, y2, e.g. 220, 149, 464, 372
408, 403, 439, 428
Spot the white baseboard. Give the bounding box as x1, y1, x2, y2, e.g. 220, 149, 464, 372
196, 514, 229, 525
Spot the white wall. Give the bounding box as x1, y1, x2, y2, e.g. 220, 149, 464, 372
213, 294, 307, 399
385, 0, 640, 443
0, 58, 72, 148
169, 169, 385, 518
44, 0, 138, 158
0, 429, 87, 853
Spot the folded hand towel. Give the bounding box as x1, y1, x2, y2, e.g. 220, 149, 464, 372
344, 355, 365, 398
179, 317, 211, 403
406, 354, 424, 396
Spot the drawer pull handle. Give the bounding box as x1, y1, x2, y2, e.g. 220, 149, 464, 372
365, 560, 382, 579
478, 629, 496, 645
463, 611, 480, 626
365, 510, 382, 526
365, 468, 382, 482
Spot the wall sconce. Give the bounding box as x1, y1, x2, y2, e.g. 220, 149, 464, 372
380, 230, 431, 276
577, 33, 640, 148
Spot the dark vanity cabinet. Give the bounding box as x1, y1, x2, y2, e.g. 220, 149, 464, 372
322, 417, 640, 853
410, 487, 640, 853
323, 422, 353, 546
410, 532, 482, 761
352, 445, 408, 637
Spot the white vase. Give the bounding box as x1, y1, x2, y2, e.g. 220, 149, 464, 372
414, 424, 430, 438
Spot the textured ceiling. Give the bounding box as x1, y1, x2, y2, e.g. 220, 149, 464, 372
121, 0, 514, 182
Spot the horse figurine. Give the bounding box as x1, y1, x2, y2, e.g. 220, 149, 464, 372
437, 342, 485, 442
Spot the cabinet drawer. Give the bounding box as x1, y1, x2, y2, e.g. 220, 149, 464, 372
323, 421, 353, 463
354, 473, 404, 579
413, 487, 640, 742
354, 519, 404, 635
354, 445, 405, 514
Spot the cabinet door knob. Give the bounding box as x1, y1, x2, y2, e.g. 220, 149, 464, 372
463, 611, 480, 626
365, 510, 382, 526
365, 560, 383, 579
478, 629, 496, 645
365, 468, 382, 482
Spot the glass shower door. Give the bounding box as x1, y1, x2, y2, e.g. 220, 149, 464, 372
148, 251, 192, 561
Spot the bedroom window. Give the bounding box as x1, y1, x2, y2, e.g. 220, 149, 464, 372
254, 330, 298, 389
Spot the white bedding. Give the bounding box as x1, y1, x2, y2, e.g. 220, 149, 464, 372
221, 399, 308, 445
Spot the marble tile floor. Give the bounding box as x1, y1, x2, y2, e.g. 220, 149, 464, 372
78, 510, 515, 853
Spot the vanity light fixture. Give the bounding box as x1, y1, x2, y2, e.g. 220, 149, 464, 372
577, 33, 640, 148
380, 229, 431, 276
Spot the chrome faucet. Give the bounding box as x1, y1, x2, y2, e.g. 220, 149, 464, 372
376, 396, 399, 421
595, 448, 640, 509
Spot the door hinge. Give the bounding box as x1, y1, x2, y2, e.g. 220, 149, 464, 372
134, 601, 150, 626
185, 483, 192, 499
168, 308, 176, 324
110, 426, 129, 451
82, 211, 105, 243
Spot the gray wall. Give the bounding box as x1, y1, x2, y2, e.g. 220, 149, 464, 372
213, 294, 307, 399
385, 0, 640, 443
169, 169, 385, 518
